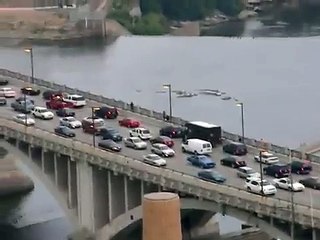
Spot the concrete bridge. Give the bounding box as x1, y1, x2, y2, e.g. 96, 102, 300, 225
1, 70, 320, 239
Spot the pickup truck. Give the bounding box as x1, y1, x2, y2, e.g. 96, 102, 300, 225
11, 99, 34, 113
46, 96, 73, 110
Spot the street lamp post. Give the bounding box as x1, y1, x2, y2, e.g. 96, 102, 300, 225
236, 102, 245, 143
163, 84, 172, 121
91, 107, 96, 147
24, 47, 34, 84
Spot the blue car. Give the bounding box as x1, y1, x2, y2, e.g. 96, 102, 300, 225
186, 155, 215, 169
198, 170, 226, 183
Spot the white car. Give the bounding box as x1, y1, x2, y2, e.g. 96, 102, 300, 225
245, 178, 277, 196
32, 106, 54, 120
0, 87, 16, 98
237, 167, 261, 179
124, 137, 148, 149
60, 117, 81, 128
143, 154, 166, 167
13, 114, 35, 126
151, 143, 175, 157
254, 151, 279, 165
63, 94, 86, 107
273, 178, 305, 192
129, 127, 152, 140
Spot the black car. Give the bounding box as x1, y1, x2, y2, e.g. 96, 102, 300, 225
263, 163, 290, 178
159, 126, 185, 138
291, 160, 312, 174
299, 177, 320, 190
54, 126, 75, 138
42, 90, 63, 100
98, 140, 121, 152
56, 108, 75, 117
220, 157, 246, 168
0, 97, 6, 106
198, 170, 226, 183
21, 87, 41, 96
223, 141, 247, 156
93, 106, 118, 119
100, 128, 123, 142
0, 78, 8, 86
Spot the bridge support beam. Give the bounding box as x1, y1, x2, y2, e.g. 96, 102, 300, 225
109, 171, 125, 220
67, 159, 77, 211
41, 150, 55, 180
77, 159, 94, 232
126, 178, 141, 210
312, 228, 319, 240
55, 154, 68, 194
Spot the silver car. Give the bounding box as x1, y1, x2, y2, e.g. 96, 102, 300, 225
60, 117, 82, 128
13, 114, 35, 126
124, 137, 147, 150
151, 143, 175, 157
143, 154, 166, 167
237, 167, 260, 179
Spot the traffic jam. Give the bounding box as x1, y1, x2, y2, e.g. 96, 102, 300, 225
0, 80, 319, 199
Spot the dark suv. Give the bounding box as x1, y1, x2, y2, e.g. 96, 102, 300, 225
93, 106, 118, 119
100, 128, 123, 142
291, 160, 312, 174
159, 126, 185, 138
223, 141, 247, 156
263, 164, 290, 178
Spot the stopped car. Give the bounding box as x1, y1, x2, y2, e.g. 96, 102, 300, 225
98, 140, 121, 152
42, 90, 63, 100
272, 178, 305, 192
129, 127, 152, 140
0, 78, 8, 85
54, 126, 76, 138
220, 156, 246, 168
159, 126, 185, 138
0, 87, 16, 98
56, 108, 75, 117
263, 163, 290, 178
81, 117, 105, 134
254, 151, 279, 165
60, 117, 82, 129
299, 177, 320, 190
245, 178, 277, 196
236, 167, 260, 179
198, 170, 226, 183
181, 139, 212, 155
100, 128, 123, 142
124, 137, 147, 150
0, 97, 6, 106
186, 155, 216, 169
118, 118, 140, 128
63, 94, 86, 107
15, 96, 34, 104
290, 160, 312, 174
32, 107, 54, 120
13, 114, 35, 126
11, 99, 34, 113
46, 95, 74, 110
151, 143, 175, 157
150, 136, 174, 147
223, 141, 247, 156
21, 87, 41, 96
93, 106, 118, 119
143, 154, 166, 167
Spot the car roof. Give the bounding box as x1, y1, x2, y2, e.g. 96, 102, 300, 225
68, 94, 83, 97
134, 127, 146, 130
153, 143, 167, 147
1, 87, 12, 90
227, 141, 245, 146
129, 137, 140, 140
147, 154, 159, 157
239, 166, 253, 170
187, 139, 211, 144
35, 106, 47, 110
159, 135, 171, 139
261, 151, 273, 156
16, 113, 26, 117
189, 121, 218, 128
101, 139, 115, 143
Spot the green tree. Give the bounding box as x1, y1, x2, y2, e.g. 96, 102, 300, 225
132, 13, 168, 35
140, 0, 162, 14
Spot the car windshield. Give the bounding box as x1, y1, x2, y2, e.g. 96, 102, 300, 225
149, 155, 161, 160
132, 138, 142, 143
142, 129, 150, 134
198, 156, 206, 160
39, 109, 48, 113
73, 96, 85, 101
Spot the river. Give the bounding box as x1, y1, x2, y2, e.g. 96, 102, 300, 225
1, 17, 320, 239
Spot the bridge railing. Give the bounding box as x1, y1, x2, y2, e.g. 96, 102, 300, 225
0, 68, 319, 164
0, 118, 319, 228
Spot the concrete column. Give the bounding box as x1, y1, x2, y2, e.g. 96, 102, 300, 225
76, 159, 94, 232
270, 217, 273, 226
141, 180, 144, 199
312, 228, 317, 240
124, 176, 129, 212
28, 144, 32, 159
109, 172, 125, 220
107, 171, 112, 222
143, 192, 182, 240
54, 153, 58, 186
127, 178, 142, 210
41, 149, 45, 172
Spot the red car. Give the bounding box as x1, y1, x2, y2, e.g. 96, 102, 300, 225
150, 136, 174, 147
118, 118, 140, 128
46, 96, 73, 110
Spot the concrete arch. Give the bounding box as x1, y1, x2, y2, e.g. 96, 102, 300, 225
96, 198, 292, 240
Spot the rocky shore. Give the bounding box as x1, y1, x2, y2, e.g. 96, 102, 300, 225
0, 147, 34, 197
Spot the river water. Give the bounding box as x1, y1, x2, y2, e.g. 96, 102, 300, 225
1, 18, 320, 239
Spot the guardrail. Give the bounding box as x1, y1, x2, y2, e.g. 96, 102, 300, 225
1, 68, 320, 164
0, 118, 319, 228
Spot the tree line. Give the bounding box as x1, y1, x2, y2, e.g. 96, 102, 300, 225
140, 0, 243, 20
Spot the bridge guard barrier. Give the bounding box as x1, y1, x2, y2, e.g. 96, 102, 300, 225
1, 69, 320, 164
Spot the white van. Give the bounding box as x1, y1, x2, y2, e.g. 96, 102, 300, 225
63, 94, 86, 107
181, 139, 212, 155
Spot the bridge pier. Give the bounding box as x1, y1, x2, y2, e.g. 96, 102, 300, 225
55, 154, 68, 194
77, 158, 94, 232
41, 150, 55, 180
126, 177, 141, 210
109, 171, 125, 220
313, 228, 319, 240
68, 159, 78, 211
